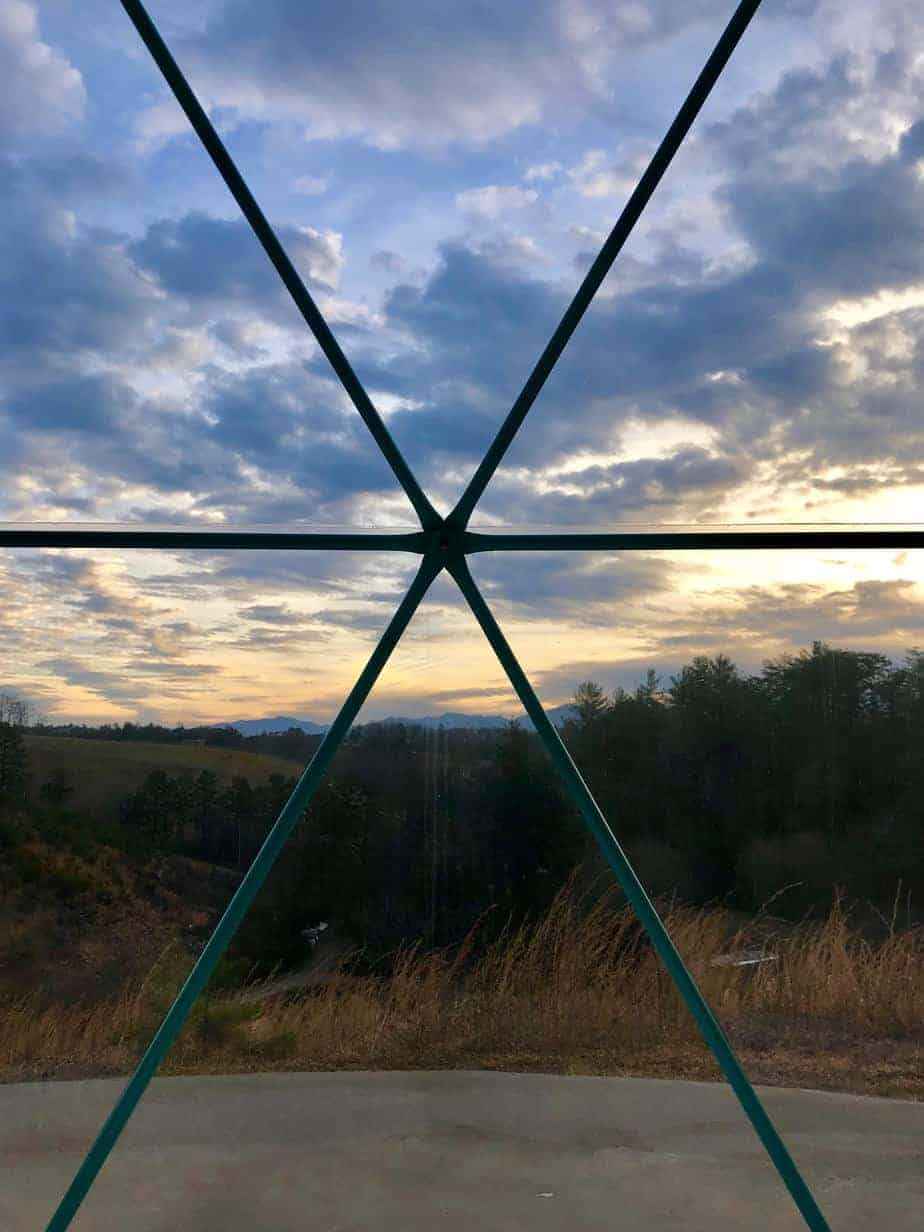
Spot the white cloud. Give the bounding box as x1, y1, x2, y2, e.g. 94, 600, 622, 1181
167, 0, 738, 152
293, 225, 343, 288
133, 96, 191, 155
455, 184, 539, 220
0, 1, 85, 143
525, 161, 563, 182
568, 147, 650, 199
293, 173, 331, 196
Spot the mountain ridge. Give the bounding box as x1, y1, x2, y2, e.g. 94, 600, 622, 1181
230, 706, 577, 736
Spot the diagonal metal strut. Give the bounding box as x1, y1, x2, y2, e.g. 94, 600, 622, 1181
447, 0, 764, 530
43, 555, 443, 1232
37, 0, 837, 1229
119, 0, 438, 531
447, 552, 832, 1232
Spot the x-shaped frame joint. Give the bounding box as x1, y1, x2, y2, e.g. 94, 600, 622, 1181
32, 2, 847, 1228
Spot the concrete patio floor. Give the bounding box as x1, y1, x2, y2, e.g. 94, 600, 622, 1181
2, 1069, 922, 1230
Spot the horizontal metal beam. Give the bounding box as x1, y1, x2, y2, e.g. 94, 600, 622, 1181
5, 525, 924, 553
0, 525, 427, 552
464, 528, 924, 552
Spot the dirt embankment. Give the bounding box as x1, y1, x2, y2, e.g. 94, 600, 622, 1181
0, 839, 241, 1011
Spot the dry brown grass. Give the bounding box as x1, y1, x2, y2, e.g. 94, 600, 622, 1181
3, 869, 923, 1097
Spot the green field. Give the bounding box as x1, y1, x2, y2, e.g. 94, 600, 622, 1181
23, 735, 306, 818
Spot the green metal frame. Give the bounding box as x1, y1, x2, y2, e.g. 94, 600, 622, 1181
19, 1, 875, 1226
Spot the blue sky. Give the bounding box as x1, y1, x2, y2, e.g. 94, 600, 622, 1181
3, 0, 924, 724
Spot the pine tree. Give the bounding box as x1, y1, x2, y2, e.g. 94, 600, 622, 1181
0, 721, 28, 807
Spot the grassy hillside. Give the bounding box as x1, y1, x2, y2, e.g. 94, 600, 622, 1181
0, 736, 308, 1036
23, 735, 306, 819
0, 827, 244, 1016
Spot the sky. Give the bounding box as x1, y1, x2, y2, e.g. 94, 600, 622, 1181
3, 0, 924, 725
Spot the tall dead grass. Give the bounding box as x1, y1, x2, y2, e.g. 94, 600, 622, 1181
2, 869, 922, 1086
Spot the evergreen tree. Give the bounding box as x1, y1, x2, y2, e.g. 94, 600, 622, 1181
0, 721, 28, 808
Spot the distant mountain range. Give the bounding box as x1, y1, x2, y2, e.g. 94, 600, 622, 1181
230, 716, 328, 736
229, 705, 577, 736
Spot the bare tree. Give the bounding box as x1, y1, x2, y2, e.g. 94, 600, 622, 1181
0, 691, 32, 728
0, 691, 30, 806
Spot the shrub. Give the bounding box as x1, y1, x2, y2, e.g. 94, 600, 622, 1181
245, 1026, 297, 1060
736, 830, 833, 916
190, 1000, 261, 1048
47, 863, 96, 901
0, 812, 26, 851
623, 838, 698, 903
210, 955, 257, 992
12, 847, 44, 884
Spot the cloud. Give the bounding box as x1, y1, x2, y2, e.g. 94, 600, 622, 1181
156, 0, 739, 152
10, 32, 924, 537
568, 147, 650, 199
521, 572, 924, 701
0, 148, 411, 526
350, 241, 779, 515
706, 46, 924, 178
0, 2, 85, 144
36, 655, 218, 709
129, 211, 344, 303
530, 657, 683, 701
469, 550, 678, 625
524, 162, 563, 182
240, 603, 306, 625
456, 185, 539, 219
370, 250, 405, 275
723, 149, 924, 303
334, 39, 924, 521
664, 576, 924, 672
423, 684, 519, 704
293, 173, 331, 196
0, 158, 161, 389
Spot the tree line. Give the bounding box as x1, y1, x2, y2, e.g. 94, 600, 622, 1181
2, 640, 923, 975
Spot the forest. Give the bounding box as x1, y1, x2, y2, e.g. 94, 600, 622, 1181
2, 639, 923, 978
